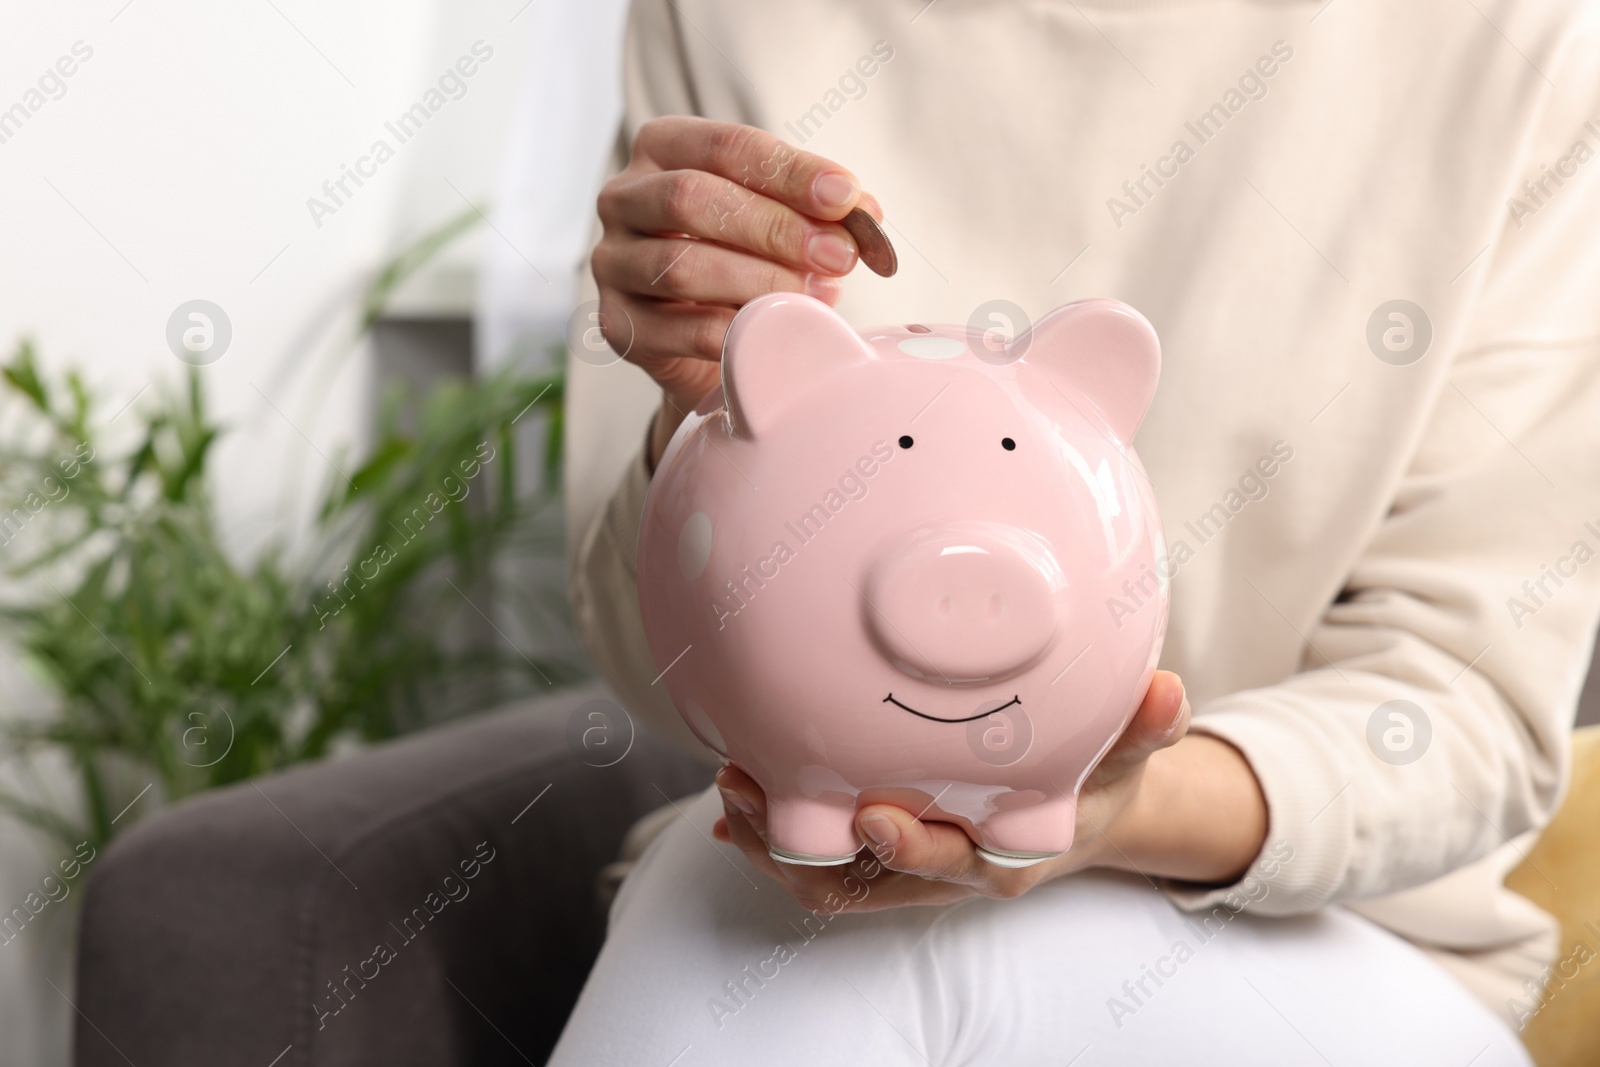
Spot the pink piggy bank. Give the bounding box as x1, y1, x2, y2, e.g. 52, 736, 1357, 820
636, 293, 1168, 868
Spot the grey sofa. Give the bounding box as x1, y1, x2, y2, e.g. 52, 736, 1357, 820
72, 684, 713, 1066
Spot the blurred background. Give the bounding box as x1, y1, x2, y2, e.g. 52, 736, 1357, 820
0, 1, 629, 1060
5, 4, 1600, 1065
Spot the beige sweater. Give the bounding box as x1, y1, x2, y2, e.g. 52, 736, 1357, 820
565, 0, 1600, 1016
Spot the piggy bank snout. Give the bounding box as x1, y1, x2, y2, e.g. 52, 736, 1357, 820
864, 530, 1059, 685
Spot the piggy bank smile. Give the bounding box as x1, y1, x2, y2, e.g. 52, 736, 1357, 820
882, 693, 1021, 724
637, 293, 1168, 869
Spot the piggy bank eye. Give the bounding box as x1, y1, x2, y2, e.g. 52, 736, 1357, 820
898, 435, 914, 449
1001, 437, 1016, 451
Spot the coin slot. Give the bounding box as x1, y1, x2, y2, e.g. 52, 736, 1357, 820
896, 336, 966, 359
906, 324, 931, 333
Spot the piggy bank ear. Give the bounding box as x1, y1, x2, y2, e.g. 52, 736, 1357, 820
1013, 299, 1161, 440
722, 293, 873, 439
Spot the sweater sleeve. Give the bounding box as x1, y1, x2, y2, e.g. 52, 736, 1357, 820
569, 442, 712, 759
1169, 43, 1600, 916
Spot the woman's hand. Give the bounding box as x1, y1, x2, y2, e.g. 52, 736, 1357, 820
590, 116, 877, 468
711, 670, 1266, 912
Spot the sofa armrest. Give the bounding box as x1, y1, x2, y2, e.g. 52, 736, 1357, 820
74, 684, 713, 1067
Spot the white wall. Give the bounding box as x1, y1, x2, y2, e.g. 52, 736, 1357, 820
0, 1, 545, 1061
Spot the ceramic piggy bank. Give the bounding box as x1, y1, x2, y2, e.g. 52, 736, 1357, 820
636, 293, 1168, 868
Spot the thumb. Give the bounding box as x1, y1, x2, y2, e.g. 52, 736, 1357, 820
1096, 671, 1188, 779
856, 804, 984, 884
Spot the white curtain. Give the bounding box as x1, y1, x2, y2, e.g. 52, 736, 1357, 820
476, 0, 633, 372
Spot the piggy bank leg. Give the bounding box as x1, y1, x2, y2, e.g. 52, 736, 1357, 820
764, 795, 861, 867
974, 794, 1077, 868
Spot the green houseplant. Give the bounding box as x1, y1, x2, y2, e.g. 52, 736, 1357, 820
0, 227, 585, 852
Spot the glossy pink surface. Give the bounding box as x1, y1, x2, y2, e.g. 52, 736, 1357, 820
636, 293, 1168, 865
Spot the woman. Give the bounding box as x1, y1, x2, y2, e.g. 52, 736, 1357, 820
554, 0, 1600, 1061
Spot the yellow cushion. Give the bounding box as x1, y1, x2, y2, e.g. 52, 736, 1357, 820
1506, 725, 1600, 1065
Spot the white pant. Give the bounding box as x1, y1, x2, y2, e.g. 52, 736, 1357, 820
549, 788, 1529, 1066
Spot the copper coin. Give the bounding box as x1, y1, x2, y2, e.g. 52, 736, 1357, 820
841, 207, 898, 278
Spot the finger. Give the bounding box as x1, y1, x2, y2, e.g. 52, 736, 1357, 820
717, 796, 807, 887
716, 770, 885, 909
715, 764, 768, 834
716, 792, 777, 869
722, 809, 877, 912
1096, 671, 1189, 778
600, 289, 734, 362
597, 293, 728, 405
633, 117, 863, 220
855, 804, 986, 886
1128, 670, 1190, 749
722, 808, 976, 912
603, 170, 861, 276
596, 234, 841, 307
